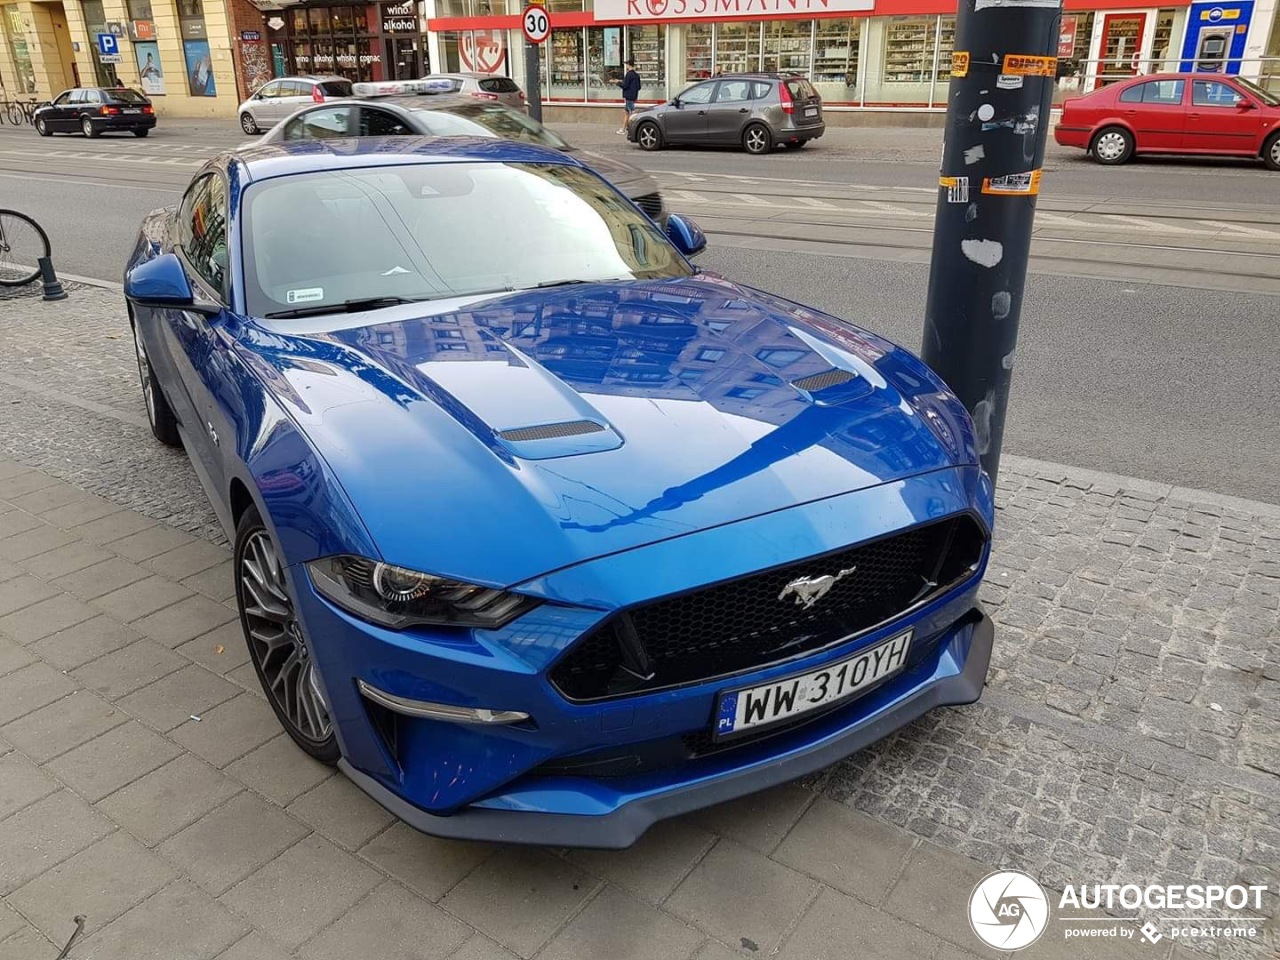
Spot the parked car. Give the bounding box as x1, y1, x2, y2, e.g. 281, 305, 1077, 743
253, 85, 666, 222
627, 73, 824, 155
33, 87, 156, 138
238, 76, 354, 134
122, 136, 992, 848
1054, 73, 1280, 169
421, 71, 525, 109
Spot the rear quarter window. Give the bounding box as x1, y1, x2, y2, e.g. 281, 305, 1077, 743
319, 80, 353, 96
479, 78, 519, 93
785, 79, 818, 101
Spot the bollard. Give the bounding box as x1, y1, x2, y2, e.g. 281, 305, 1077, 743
38, 255, 67, 302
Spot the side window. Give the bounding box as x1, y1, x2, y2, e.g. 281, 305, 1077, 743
1119, 83, 1147, 104
53, 91, 72, 105
1144, 79, 1184, 104
183, 175, 229, 300
714, 80, 751, 103
286, 81, 310, 98
84, 90, 103, 104
1193, 80, 1243, 107
361, 108, 413, 136
69, 90, 87, 104
679, 82, 715, 105
282, 106, 355, 140
256, 81, 279, 99
750, 81, 771, 100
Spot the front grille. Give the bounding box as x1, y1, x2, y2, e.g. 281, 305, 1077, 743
550, 514, 986, 702
633, 192, 664, 218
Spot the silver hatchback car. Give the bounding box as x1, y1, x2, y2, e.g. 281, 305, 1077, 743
627, 73, 824, 155
424, 72, 525, 109
238, 76, 353, 134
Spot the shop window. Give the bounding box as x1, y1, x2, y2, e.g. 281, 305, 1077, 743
547, 27, 584, 100
586, 26, 621, 101
686, 23, 712, 83
715, 22, 761, 75
762, 20, 811, 75
81, 0, 118, 86
629, 25, 664, 100
882, 17, 936, 84
813, 19, 861, 104
1152, 9, 1177, 72
179, 0, 215, 96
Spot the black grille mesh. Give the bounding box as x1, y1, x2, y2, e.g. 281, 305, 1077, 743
791, 369, 856, 392
550, 515, 986, 701
634, 193, 664, 218
497, 420, 605, 442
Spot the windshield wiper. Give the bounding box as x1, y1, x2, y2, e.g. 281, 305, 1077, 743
533, 278, 629, 289
264, 296, 424, 320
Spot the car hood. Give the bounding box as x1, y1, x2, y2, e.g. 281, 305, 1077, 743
238, 276, 972, 587
569, 147, 659, 198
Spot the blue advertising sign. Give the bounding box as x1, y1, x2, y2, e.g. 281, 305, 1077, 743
1179, 0, 1254, 74
96, 32, 119, 56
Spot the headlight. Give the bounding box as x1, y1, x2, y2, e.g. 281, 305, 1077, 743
307, 555, 539, 630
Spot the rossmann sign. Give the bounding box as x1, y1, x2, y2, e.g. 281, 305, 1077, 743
595, 0, 872, 20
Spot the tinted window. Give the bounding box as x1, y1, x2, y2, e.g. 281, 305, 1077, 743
714, 80, 752, 103
784, 78, 817, 101
241, 162, 692, 318
1121, 80, 1183, 104
1193, 80, 1243, 106
1118, 84, 1144, 103
479, 77, 518, 93
678, 83, 715, 105
283, 106, 356, 140
318, 80, 353, 96
107, 88, 149, 104
361, 108, 413, 136
185, 175, 229, 298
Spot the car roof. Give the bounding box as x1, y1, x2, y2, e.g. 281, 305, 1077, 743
1114, 72, 1243, 81
429, 72, 484, 80
232, 134, 581, 183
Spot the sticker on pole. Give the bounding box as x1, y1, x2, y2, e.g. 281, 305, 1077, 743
522, 5, 550, 43
1001, 54, 1057, 77
951, 51, 970, 77
940, 176, 970, 203
981, 170, 1043, 196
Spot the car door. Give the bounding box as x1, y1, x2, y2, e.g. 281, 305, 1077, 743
61, 89, 87, 129
704, 78, 753, 143
1114, 78, 1186, 150
79, 88, 103, 125
44, 91, 74, 129
280, 80, 315, 119
280, 105, 357, 141
663, 81, 715, 142
1186, 79, 1265, 155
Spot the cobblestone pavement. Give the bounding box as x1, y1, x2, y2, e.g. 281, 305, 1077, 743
0, 288, 1276, 960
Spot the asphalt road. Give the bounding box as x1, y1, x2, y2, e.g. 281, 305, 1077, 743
2, 120, 1278, 502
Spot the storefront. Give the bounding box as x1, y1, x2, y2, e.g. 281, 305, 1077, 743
424, 0, 1240, 116
275, 1, 432, 82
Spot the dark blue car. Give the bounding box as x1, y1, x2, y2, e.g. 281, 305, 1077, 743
123, 136, 995, 848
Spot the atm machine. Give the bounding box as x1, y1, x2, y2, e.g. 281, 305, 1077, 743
1195, 29, 1232, 71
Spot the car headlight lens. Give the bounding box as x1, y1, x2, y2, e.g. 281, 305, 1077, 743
307, 555, 538, 630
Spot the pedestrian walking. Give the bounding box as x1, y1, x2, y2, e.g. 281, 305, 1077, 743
615, 58, 640, 135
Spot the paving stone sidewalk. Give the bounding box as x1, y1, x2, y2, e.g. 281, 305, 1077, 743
0, 289, 1277, 960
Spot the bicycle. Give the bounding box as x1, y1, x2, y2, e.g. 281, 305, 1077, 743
2, 99, 41, 125
0, 209, 51, 286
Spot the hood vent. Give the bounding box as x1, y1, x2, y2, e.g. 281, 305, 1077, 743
791, 369, 856, 393
497, 420, 606, 442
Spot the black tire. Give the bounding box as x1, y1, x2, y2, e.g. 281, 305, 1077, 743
743, 122, 772, 155
82, 116, 100, 138
131, 317, 182, 446
785, 140, 807, 149
5, 103, 21, 125
239, 112, 259, 135
236, 505, 341, 765
132, 128, 149, 138
1090, 126, 1133, 165
635, 120, 662, 151
1263, 132, 1280, 171
0, 209, 50, 287
35, 117, 51, 137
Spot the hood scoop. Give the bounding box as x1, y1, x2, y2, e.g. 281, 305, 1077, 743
496, 420, 605, 442
791, 369, 856, 393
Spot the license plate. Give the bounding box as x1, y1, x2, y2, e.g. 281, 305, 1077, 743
804, 106, 818, 117
715, 629, 913, 739
122, 108, 141, 113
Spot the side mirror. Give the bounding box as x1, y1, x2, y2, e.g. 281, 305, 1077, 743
671, 96, 682, 108
1236, 98, 1256, 110
125, 253, 218, 314
666, 213, 707, 258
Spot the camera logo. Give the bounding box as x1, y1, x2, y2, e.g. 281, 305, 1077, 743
969, 870, 1051, 951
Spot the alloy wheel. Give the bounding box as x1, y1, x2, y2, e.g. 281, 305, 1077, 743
240, 529, 333, 743
1094, 131, 1127, 162
1271, 138, 1280, 167
240, 112, 258, 135
745, 126, 769, 154
35, 118, 46, 135
81, 118, 93, 137
132, 325, 156, 425
638, 124, 659, 150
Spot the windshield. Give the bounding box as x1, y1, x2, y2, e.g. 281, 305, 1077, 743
1234, 76, 1280, 106
241, 161, 692, 318
413, 102, 568, 149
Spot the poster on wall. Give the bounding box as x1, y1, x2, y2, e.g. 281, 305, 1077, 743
183, 38, 216, 96
1058, 16, 1077, 58
460, 29, 506, 75
604, 26, 621, 67
134, 40, 165, 95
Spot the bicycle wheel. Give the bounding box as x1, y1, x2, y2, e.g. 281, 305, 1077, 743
4, 103, 21, 126
0, 210, 51, 287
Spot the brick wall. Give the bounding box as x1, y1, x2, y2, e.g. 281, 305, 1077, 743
224, 0, 267, 102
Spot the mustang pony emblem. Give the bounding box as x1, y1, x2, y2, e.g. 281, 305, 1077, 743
778, 567, 856, 609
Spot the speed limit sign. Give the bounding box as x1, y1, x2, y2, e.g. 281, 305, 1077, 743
522, 4, 550, 43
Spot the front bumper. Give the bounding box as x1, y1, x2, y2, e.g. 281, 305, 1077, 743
342, 610, 992, 848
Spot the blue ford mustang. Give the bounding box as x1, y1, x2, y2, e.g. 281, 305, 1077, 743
124, 136, 995, 848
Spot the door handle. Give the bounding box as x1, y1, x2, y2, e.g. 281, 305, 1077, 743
697, 110, 706, 115
738, 108, 749, 113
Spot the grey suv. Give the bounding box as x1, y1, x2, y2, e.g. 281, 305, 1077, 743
238, 76, 353, 134
627, 73, 824, 154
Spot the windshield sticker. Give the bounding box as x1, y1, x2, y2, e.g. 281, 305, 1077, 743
286, 287, 325, 304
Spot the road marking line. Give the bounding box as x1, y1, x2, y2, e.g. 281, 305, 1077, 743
857, 200, 926, 217
730, 193, 773, 206
794, 197, 838, 208
665, 189, 710, 204
1106, 214, 1200, 234
1197, 219, 1280, 239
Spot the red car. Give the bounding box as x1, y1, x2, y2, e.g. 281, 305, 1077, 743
1054, 73, 1280, 170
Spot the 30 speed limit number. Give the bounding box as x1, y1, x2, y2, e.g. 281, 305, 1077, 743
522, 5, 550, 43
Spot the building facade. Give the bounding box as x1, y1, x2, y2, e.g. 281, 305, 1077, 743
2, 0, 1278, 118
